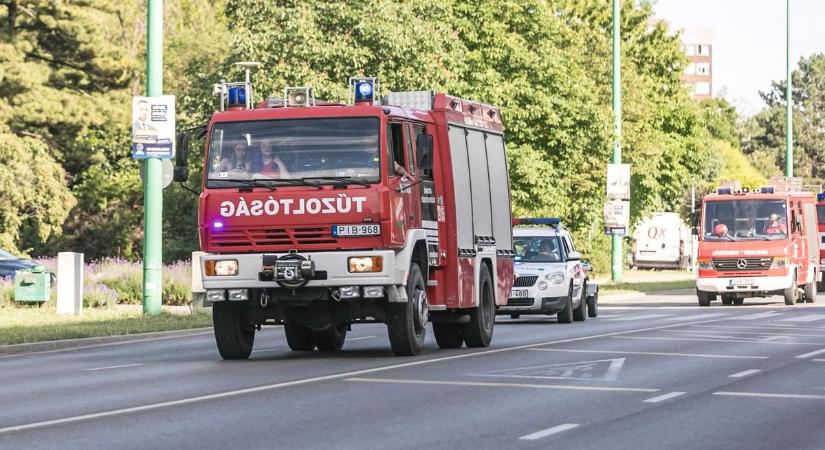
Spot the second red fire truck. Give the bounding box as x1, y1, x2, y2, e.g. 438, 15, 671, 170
176, 73, 515, 358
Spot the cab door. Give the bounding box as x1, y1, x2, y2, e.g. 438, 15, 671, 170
562, 235, 585, 301
386, 122, 413, 244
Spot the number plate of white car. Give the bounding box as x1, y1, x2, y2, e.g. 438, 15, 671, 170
332, 224, 380, 237
510, 289, 529, 298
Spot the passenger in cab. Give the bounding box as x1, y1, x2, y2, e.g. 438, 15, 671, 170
763, 213, 787, 235
217, 142, 253, 173
254, 139, 290, 178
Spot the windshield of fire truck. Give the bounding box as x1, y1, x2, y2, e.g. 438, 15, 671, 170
206, 117, 380, 187
703, 199, 788, 241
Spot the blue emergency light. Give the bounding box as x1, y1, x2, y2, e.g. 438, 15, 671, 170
818, 192, 825, 201
355, 80, 374, 102
760, 186, 775, 194
716, 187, 733, 195
513, 218, 561, 228
227, 86, 246, 107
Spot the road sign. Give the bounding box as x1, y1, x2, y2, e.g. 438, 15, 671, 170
132, 95, 176, 159
607, 163, 631, 200
139, 158, 174, 189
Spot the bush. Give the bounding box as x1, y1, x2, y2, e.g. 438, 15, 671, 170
163, 260, 192, 306
0, 278, 14, 306
84, 284, 118, 308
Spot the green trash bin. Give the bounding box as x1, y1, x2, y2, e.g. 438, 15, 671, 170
14, 265, 51, 303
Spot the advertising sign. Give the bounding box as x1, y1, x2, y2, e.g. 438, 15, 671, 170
607, 163, 631, 200
604, 200, 630, 235
131, 95, 175, 159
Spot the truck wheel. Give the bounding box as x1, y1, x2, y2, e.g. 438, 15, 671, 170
784, 275, 797, 306
314, 323, 347, 351
213, 302, 255, 360
463, 264, 495, 347
433, 323, 464, 348
573, 284, 587, 322
733, 297, 744, 305
697, 289, 711, 307
721, 295, 733, 305
804, 280, 817, 304
510, 314, 521, 319
284, 320, 316, 351
587, 292, 598, 318
557, 284, 575, 323
387, 263, 427, 356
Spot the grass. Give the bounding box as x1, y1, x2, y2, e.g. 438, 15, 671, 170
598, 279, 696, 296
0, 305, 212, 345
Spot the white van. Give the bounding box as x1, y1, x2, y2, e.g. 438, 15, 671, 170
632, 212, 691, 270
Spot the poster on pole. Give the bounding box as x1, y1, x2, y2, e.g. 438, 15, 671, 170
607, 163, 631, 200
604, 200, 630, 235
131, 95, 175, 159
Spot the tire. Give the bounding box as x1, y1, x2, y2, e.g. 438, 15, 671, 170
510, 314, 520, 319
733, 297, 744, 305
697, 289, 711, 307
721, 295, 733, 305
587, 292, 598, 318
573, 284, 587, 322
557, 284, 574, 323
314, 323, 347, 351
463, 264, 496, 347
387, 263, 427, 356
284, 320, 316, 351
213, 302, 255, 360
784, 275, 797, 306
804, 280, 817, 304
433, 323, 464, 349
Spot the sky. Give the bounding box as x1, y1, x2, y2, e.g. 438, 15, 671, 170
653, 0, 825, 116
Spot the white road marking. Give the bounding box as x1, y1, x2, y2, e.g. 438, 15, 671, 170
613, 336, 821, 345
477, 358, 625, 381
605, 314, 673, 321
528, 348, 769, 360
688, 324, 825, 332
730, 312, 783, 321
795, 348, 825, 359
345, 377, 659, 393
0, 316, 729, 435
714, 391, 825, 401
812, 359, 825, 362
83, 363, 143, 372
347, 335, 378, 341
518, 423, 580, 441
643, 391, 685, 403
662, 314, 726, 321
728, 369, 761, 378
780, 314, 825, 322
665, 329, 825, 338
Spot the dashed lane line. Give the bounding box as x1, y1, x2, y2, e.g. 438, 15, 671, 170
662, 314, 727, 321
661, 329, 825, 338
83, 364, 143, 372
780, 314, 825, 323
730, 312, 783, 321
528, 348, 769, 360
795, 348, 825, 359
728, 369, 761, 378
345, 377, 660, 393
714, 391, 825, 401
518, 423, 580, 441
643, 392, 686, 403
613, 336, 822, 345
604, 314, 673, 321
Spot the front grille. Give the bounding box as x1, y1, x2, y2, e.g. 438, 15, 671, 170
208, 226, 339, 250
712, 258, 773, 271
514, 275, 538, 287
507, 298, 534, 307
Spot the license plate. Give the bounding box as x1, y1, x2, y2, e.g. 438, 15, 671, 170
510, 289, 529, 298
730, 278, 754, 286
332, 224, 380, 237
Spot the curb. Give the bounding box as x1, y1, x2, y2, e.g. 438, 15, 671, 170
600, 288, 695, 302
0, 327, 214, 357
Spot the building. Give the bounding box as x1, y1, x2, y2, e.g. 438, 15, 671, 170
681, 28, 713, 100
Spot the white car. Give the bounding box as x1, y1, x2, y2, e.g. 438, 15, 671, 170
498, 220, 597, 322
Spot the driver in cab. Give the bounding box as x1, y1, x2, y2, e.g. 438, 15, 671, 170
763, 213, 787, 235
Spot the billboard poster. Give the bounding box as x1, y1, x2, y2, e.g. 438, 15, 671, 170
607, 163, 631, 200
131, 95, 175, 159
604, 200, 630, 235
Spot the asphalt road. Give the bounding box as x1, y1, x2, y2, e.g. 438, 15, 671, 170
2, 291, 825, 450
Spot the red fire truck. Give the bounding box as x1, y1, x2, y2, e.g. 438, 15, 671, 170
696, 179, 820, 306
175, 73, 514, 358
817, 193, 825, 291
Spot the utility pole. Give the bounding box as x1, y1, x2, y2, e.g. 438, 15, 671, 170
785, 0, 793, 177
611, 0, 623, 282
143, 0, 163, 315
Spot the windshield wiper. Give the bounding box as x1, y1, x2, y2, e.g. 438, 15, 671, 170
224, 179, 277, 191
300, 176, 371, 187
275, 178, 323, 189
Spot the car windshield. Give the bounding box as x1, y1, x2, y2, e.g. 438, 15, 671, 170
514, 236, 563, 263
703, 199, 788, 241
206, 117, 381, 187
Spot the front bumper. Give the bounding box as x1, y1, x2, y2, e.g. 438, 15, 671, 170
500, 283, 568, 313
201, 250, 405, 290
696, 274, 794, 294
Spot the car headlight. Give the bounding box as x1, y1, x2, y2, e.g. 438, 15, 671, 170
348, 256, 383, 273
537, 281, 548, 290
544, 272, 565, 285
204, 259, 238, 276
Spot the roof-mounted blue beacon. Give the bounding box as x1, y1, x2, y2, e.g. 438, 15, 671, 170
350, 77, 380, 104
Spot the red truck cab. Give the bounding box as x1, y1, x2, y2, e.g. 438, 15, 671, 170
176, 75, 514, 358
696, 179, 820, 306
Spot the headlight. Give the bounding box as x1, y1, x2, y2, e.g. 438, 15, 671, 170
820, 258, 825, 265
204, 259, 239, 276
544, 272, 565, 285
537, 281, 548, 290
770, 257, 788, 269
348, 256, 383, 273
697, 258, 713, 270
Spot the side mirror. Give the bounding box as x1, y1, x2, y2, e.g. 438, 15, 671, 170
173, 133, 190, 182
580, 259, 592, 272
416, 133, 433, 171
567, 251, 582, 261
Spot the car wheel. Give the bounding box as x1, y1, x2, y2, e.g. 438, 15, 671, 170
587, 291, 598, 318
557, 284, 574, 323
573, 283, 586, 322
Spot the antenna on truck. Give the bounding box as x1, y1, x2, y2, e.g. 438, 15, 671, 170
212, 61, 261, 111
